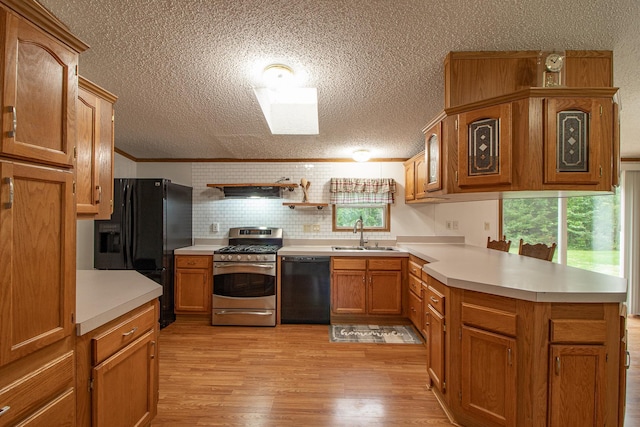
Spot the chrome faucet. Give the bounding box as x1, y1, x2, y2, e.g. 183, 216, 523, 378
353, 215, 367, 247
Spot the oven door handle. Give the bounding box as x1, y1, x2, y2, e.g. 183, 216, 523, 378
214, 263, 274, 269
213, 310, 273, 316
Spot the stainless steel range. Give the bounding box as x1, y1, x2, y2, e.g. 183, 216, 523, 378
212, 227, 282, 326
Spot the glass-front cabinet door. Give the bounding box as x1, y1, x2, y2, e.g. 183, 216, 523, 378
544, 97, 610, 185
457, 103, 512, 188
425, 121, 442, 192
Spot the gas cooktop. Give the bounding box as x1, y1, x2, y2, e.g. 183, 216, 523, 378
215, 244, 280, 255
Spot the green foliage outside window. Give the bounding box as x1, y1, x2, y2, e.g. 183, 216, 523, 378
502, 189, 620, 275
335, 205, 386, 229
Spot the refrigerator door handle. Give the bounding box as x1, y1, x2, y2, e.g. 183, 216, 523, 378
123, 182, 130, 267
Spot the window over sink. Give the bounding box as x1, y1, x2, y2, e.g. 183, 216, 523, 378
332, 204, 390, 232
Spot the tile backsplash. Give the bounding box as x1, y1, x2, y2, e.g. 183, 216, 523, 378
192, 162, 401, 240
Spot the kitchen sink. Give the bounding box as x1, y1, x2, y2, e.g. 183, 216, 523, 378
332, 246, 399, 251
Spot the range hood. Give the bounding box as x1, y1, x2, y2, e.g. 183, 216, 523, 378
223, 186, 282, 198
207, 182, 298, 199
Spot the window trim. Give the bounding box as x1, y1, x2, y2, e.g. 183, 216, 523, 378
332, 204, 391, 232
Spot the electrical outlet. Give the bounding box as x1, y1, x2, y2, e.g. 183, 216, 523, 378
484, 222, 490, 231
446, 221, 453, 230
452, 220, 459, 230
303, 224, 312, 233
312, 224, 320, 232
211, 223, 219, 233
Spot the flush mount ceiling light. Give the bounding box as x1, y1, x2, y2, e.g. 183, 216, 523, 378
262, 64, 294, 88
352, 150, 371, 162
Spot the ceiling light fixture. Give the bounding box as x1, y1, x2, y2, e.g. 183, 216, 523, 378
352, 150, 371, 162
262, 64, 294, 88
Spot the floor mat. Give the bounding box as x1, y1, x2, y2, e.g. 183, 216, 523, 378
329, 324, 423, 344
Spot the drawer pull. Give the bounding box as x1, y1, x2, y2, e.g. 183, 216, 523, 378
0, 406, 9, 416
188, 261, 196, 265
122, 326, 138, 337
430, 296, 439, 304
626, 350, 631, 369
151, 341, 156, 359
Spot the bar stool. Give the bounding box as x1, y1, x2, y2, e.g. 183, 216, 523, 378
518, 239, 556, 261
487, 236, 511, 252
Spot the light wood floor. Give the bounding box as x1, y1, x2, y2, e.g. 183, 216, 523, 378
152, 315, 640, 427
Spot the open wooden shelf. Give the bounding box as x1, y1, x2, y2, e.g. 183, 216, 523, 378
283, 202, 329, 210
207, 183, 298, 189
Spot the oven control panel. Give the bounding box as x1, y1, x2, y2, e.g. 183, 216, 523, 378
214, 254, 276, 262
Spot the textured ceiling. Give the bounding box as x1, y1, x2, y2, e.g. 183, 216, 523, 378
38, 0, 640, 160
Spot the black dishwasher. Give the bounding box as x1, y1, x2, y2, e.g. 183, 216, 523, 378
280, 256, 331, 324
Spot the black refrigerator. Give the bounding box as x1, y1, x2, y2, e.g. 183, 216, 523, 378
94, 178, 193, 328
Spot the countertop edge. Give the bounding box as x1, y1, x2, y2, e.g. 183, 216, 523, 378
76, 287, 162, 335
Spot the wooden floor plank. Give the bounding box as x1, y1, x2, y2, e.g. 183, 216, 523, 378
151, 317, 451, 426
152, 315, 640, 426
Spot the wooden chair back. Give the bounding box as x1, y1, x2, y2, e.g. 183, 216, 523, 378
518, 239, 556, 261
487, 236, 511, 252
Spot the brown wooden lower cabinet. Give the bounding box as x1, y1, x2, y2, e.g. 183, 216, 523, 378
331, 257, 403, 316
423, 274, 625, 427
427, 304, 446, 392
548, 345, 605, 427
76, 299, 159, 427
174, 255, 213, 314
461, 326, 516, 426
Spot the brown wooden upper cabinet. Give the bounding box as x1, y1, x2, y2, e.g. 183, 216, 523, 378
457, 103, 512, 187
405, 50, 618, 203
403, 151, 426, 202
76, 76, 117, 219
0, 8, 80, 168
544, 96, 611, 186
424, 120, 443, 192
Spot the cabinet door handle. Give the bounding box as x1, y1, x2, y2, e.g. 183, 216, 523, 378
150, 340, 156, 359
626, 350, 631, 369
507, 348, 512, 366
8, 106, 16, 138
3, 177, 13, 209
96, 185, 102, 203
0, 406, 10, 417
555, 356, 561, 375
430, 296, 439, 304
122, 326, 138, 337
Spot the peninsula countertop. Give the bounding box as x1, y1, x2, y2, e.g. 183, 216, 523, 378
76, 270, 163, 336
399, 243, 627, 303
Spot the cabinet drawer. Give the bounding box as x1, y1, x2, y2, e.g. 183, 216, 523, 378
461, 303, 517, 337
332, 258, 367, 270
92, 304, 156, 364
408, 274, 423, 297
408, 260, 423, 278
426, 286, 445, 315
176, 255, 211, 269
0, 352, 74, 427
549, 319, 607, 343
368, 258, 402, 271
13, 388, 75, 427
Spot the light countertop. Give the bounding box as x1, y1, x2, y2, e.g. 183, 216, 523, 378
172, 240, 627, 304
76, 270, 163, 336
399, 243, 627, 303
174, 245, 222, 255
278, 245, 408, 257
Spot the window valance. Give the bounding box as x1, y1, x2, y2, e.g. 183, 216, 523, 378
329, 178, 396, 204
